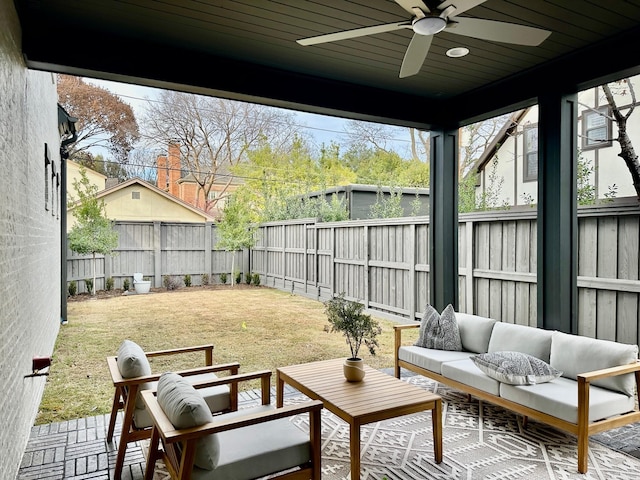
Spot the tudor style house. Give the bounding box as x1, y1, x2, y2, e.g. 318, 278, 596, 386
471, 75, 640, 207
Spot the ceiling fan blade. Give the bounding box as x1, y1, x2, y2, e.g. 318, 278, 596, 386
437, 0, 487, 16
400, 33, 433, 78
447, 17, 551, 46
394, 0, 431, 15
297, 22, 409, 46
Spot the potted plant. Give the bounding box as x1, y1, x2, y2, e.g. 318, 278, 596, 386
324, 292, 381, 381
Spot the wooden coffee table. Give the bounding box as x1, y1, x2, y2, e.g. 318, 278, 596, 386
276, 358, 442, 480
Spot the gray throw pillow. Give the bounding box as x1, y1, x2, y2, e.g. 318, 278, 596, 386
472, 351, 562, 385
415, 304, 462, 351
157, 372, 219, 470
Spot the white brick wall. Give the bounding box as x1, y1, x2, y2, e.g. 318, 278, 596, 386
1, 1, 62, 478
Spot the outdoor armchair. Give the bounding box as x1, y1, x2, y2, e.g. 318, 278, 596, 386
142, 370, 323, 480
106, 340, 240, 480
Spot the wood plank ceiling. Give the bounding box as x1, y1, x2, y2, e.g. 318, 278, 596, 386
14, 0, 640, 128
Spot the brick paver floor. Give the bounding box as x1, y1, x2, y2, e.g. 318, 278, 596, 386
17, 371, 640, 479
16, 386, 288, 480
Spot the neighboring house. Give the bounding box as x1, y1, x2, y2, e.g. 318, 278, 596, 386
67, 177, 216, 229
471, 76, 640, 206
66, 159, 107, 194
306, 184, 430, 220
156, 143, 240, 216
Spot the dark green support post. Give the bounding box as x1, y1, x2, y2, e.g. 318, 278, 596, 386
430, 128, 459, 312
537, 93, 578, 333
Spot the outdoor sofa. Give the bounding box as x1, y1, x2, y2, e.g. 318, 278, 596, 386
394, 308, 640, 473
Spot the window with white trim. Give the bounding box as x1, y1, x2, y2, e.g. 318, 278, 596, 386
523, 125, 538, 182
582, 106, 612, 149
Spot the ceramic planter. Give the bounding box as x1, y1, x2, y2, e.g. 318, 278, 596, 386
343, 358, 365, 382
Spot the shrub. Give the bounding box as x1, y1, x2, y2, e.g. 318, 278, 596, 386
325, 292, 381, 359
201, 273, 209, 285
123, 278, 130, 291
68, 280, 77, 296
245, 272, 252, 285
252, 273, 261, 286
220, 272, 227, 284
163, 275, 180, 290
84, 278, 93, 294
106, 277, 114, 291
234, 271, 242, 285
184, 274, 192, 287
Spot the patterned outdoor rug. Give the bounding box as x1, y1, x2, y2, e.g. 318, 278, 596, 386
148, 376, 640, 480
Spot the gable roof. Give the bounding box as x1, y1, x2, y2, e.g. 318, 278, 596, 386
467, 108, 530, 178
84, 177, 218, 222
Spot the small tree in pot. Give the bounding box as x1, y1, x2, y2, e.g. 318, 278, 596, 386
325, 293, 381, 381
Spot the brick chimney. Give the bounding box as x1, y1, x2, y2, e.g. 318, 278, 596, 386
167, 143, 181, 197
157, 154, 168, 190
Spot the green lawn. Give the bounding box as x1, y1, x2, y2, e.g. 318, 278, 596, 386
37, 286, 417, 424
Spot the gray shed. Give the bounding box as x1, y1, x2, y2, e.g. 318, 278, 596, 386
307, 184, 430, 220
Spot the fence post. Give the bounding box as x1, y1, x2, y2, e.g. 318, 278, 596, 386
465, 220, 475, 313
363, 225, 370, 309
314, 224, 320, 300
331, 226, 336, 299
408, 223, 416, 321
204, 222, 212, 283
303, 220, 309, 295
104, 253, 112, 291
153, 221, 162, 288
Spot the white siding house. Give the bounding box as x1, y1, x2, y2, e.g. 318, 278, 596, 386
471, 76, 640, 206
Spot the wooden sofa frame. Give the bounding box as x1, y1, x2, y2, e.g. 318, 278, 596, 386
141, 370, 323, 480
106, 344, 240, 480
394, 323, 640, 473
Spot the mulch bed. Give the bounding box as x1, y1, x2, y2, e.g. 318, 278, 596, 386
68, 283, 256, 302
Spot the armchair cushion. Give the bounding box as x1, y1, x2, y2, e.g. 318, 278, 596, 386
117, 340, 153, 408
415, 304, 462, 351
192, 405, 313, 480
117, 340, 152, 378
157, 373, 219, 470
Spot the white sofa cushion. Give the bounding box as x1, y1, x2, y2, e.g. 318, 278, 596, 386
455, 313, 497, 354
487, 323, 553, 363
398, 346, 473, 375
441, 358, 501, 396
500, 377, 636, 424
471, 351, 562, 385
191, 405, 312, 480
550, 332, 639, 396
415, 304, 462, 351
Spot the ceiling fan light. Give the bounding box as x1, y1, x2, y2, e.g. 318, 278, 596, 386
412, 17, 447, 36
446, 47, 470, 58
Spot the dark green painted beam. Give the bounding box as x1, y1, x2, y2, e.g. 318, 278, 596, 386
537, 94, 578, 333
429, 129, 459, 312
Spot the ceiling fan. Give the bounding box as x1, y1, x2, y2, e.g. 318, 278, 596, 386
296, 0, 552, 78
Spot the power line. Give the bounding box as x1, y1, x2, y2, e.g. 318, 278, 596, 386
106, 90, 418, 146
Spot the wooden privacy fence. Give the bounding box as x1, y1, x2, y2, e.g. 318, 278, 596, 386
251, 201, 640, 346
67, 221, 248, 293
67, 202, 640, 345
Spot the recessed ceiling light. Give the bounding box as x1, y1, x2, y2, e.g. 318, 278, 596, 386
446, 47, 470, 58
